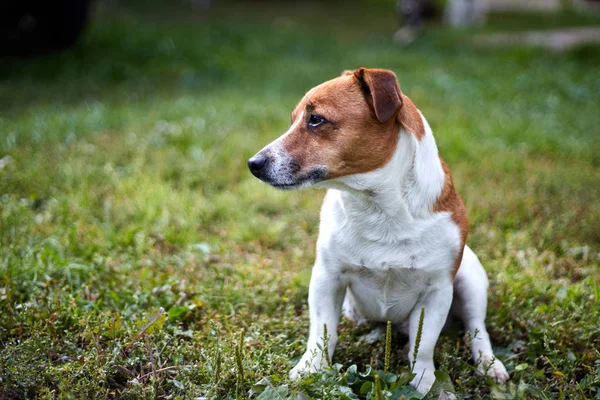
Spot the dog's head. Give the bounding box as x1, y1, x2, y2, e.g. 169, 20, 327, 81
248, 68, 424, 190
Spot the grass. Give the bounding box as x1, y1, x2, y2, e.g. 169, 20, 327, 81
1, 1, 599, 398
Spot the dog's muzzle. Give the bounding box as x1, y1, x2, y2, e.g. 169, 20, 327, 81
247, 150, 327, 190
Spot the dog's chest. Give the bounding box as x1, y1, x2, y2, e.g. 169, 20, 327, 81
342, 264, 436, 322
328, 231, 452, 322
325, 207, 460, 276
318, 192, 459, 322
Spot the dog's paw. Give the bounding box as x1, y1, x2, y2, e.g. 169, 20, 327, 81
289, 365, 305, 381
410, 364, 436, 394
289, 353, 325, 381
477, 357, 509, 383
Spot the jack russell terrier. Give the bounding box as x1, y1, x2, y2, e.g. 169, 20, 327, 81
248, 68, 509, 394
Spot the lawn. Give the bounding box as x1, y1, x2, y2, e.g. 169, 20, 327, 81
1, 1, 599, 399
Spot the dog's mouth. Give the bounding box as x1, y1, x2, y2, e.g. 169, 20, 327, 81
270, 182, 303, 190
264, 168, 328, 191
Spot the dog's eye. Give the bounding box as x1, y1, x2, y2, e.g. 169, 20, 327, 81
308, 114, 327, 129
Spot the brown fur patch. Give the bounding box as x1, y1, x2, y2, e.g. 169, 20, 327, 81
398, 94, 425, 140
433, 158, 468, 278
347, 68, 425, 140
283, 74, 400, 179
282, 68, 424, 182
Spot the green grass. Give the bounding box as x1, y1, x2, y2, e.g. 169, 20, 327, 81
1, 1, 599, 398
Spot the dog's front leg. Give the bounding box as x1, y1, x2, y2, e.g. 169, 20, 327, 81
408, 284, 453, 394
289, 259, 345, 380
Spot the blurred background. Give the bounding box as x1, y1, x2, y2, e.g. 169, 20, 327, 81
0, 1, 599, 399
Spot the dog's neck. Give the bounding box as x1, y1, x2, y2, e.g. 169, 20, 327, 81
326, 115, 445, 222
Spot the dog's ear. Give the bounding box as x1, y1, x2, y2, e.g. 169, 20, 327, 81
353, 68, 402, 123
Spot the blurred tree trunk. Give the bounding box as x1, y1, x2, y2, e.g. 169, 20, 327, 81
0, 0, 91, 57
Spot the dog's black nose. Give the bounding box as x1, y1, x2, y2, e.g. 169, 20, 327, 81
248, 154, 268, 177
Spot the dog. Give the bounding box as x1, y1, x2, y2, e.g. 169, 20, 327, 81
248, 68, 509, 394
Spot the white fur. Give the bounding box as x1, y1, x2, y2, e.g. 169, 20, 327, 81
288, 113, 509, 393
